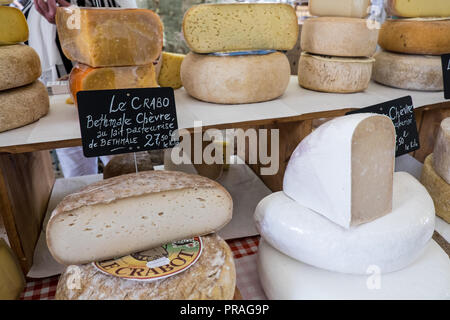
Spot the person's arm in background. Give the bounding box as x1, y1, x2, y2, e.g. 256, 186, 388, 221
33, 0, 70, 24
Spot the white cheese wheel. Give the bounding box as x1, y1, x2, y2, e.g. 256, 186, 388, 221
372, 51, 443, 91
181, 52, 290, 104
297, 53, 374, 93
283, 113, 396, 228
256, 172, 435, 275
433, 118, 450, 184
258, 239, 450, 300
300, 17, 378, 57
309, 0, 370, 18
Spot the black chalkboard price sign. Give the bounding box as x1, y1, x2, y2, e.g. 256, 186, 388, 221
442, 54, 450, 99
347, 96, 419, 157
77, 87, 179, 157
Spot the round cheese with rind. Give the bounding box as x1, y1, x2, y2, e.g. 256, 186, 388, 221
386, 0, 450, 18
372, 51, 443, 91
308, 0, 370, 18
258, 239, 450, 300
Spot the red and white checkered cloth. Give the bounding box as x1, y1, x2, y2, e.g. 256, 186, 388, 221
20, 236, 265, 300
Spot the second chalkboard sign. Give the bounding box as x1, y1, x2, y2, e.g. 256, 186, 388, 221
347, 96, 419, 157
77, 87, 179, 158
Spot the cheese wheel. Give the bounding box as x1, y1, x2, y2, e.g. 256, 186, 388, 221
0, 239, 25, 300
372, 50, 443, 91
181, 52, 290, 104
300, 17, 378, 57
46, 171, 232, 265
0, 44, 41, 91
0, 81, 49, 133
297, 53, 374, 93
55, 234, 236, 300
433, 118, 450, 184
309, 0, 370, 18
284, 113, 396, 229
103, 152, 154, 179
69, 63, 158, 104
158, 52, 185, 89
182, 3, 298, 53
386, 0, 450, 18
257, 173, 435, 275
0, 6, 28, 44
378, 18, 450, 55
421, 154, 450, 223
258, 239, 450, 300
56, 7, 163, 67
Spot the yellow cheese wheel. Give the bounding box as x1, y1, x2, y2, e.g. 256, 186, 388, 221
0, 6, 29, 44
0, 239, 25, 300
386, 0, 450, 18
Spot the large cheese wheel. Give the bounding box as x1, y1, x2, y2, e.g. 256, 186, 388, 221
309, 0, 370, 18
433, 118, 450, 184
182, 3, 298, 53
0, 81, 49, 133
0, 6, 28, 45
258, 239, 450, 300
378, 18, 450, 55
181, 52, 290, 104
284, 113, 396, 229
69, 63, 158, 104
103, 152, 154, 179
55, 234, 236, 300
372, 50, 443, 91
0, 44, 41, 91
56, 7, 163, 67
386, 0, 450, 18
421, 154, 450, 223
256, 173, 435, 275
46, 171, 232, 265
300, 17, 378, 57
297, 53, 374, 93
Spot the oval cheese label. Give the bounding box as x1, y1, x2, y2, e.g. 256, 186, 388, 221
93, 237, 203, 282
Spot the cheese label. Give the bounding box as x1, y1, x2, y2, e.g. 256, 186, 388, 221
442, 54, 450, 99
93, 237, 203, 282
347, 96, 420, 156
77, 87, 179, 157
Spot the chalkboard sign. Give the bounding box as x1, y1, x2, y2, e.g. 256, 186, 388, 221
77, 87, 179, 157
442, 54, 450, 99
347, 96, 419, 157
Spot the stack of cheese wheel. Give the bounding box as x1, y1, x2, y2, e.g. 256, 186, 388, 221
255, 113, 450, 299
0, 6, 49, 133
421, 118, 450, 223
297, 0, 378, 93
180, 3, 298, 104
47, 171, 236, 300
55, 7, 163, 105
373, 0, 450, 91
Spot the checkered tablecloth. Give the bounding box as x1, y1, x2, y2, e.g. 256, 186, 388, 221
20, 236, 264, 300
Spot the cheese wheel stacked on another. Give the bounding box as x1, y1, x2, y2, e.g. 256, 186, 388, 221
298, 1, 378, 93
373, 0, 449, 91
180, 3, 298, 104
255, 113, 450, 299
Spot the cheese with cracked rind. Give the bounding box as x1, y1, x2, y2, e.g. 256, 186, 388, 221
386, 0, 450, 18
433, 118, 450, 184
309, 0, 370, 18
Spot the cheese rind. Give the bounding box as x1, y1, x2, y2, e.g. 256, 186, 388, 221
46, 171, 233, 265
421, 154, 450, 223
433, 118, 450, 184
55, 234, 236, 300
56, 7, 163, 67
372, 51, 443, 91
386, 0, 450, 18
103, 152, 154, 179
258, 239, 450, 300
378, 19, 450, 55
297, 53, 374, 93
301, 17, 378, 57
182, 3, 298, 53
256, 173, 435, 274
158, 52, 185, 89
283, 113, 395, 228
309, 0, 370, 18
0, 81, 49, 133
0, 44, 41, 91
181, 52, 290, 104
69, 63, 158, 104
0, 239, 25, 300
0, 6, 29, 44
